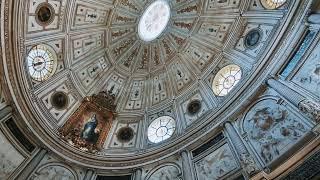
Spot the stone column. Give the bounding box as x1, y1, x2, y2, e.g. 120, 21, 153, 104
16, 149, 47, 179
135, 168, 142, 180
181, 150, 194, 180
83, 169, 95, 180
224, 122, 258, 176
267, 78, 320, 122
0, 105, 12, 122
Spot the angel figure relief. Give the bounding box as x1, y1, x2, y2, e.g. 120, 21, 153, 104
246, 103, 308, 164
195, 144, 237, 180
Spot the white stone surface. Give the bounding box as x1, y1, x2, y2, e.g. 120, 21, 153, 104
0, 130, 25, 179
138, 0, 170, 42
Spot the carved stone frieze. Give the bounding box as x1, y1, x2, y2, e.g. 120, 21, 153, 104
239, 153, 258, 175
299, 99, 320, 123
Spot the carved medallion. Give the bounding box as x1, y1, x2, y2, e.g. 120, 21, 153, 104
244, 29, 262, 49
117, 127, 134, 142
35, 3, 55, 26
187, 100, 202, 115
51, 91, 69, 110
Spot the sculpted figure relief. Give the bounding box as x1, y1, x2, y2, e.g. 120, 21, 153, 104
148, 165, 182, 180
29, 165, 75, 180
195, 144, 237, 180
244, 100, 308, 164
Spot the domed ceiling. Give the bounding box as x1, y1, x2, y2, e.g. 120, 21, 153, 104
3, 0, 296, 169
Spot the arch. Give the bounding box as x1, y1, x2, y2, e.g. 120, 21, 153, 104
145, 163, 182, 180
29, 162, 78, 180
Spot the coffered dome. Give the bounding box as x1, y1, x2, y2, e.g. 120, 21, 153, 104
4, 0, 296, 164
1, 0, 320, 179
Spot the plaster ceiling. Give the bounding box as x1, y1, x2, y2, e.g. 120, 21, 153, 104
2, 0, 297, 168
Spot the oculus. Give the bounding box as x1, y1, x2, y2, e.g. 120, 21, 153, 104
148, 116, 175, 143
244, 29, 262, 49
27, 44, 58, 82
187, 100, 202, 115
212, 64, 242, 97
116, 127, 135, 142
50, 91, 69, 110
35, 3, 55, 25
260, 0, 286, 9
138, 0, 171, 42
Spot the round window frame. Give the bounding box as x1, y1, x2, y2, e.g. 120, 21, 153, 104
27, 44, 58, 82
212, 64, 242, 97
138, 0, 171, 42
260, 0, 286, 9
147, 115, 176, 144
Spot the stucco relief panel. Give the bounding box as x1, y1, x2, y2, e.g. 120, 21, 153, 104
0, 84, 6, 109
71, 31, 105, 64
29, 163, 77, 180
179, 91, 210, 127
195, 143, 238, 180
107, 120, 140, 149
235, 22, 275, 59
71, 0, 112, 30
243, 98, 311, 165
73, 55, 110, 93
37, 78, 79, 126
169, 58, 195, 95
146, 164, 182, 180
291, 42, 320, 99
150, 71, 171, 106
26, 0, 67, 35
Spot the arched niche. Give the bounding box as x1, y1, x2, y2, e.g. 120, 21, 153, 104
29, 163, 78, 180
145, 163, 182, 180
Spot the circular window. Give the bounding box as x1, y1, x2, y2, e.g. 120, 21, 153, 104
212, 65, 242, 97
244, 29, 262, 49
148, 116, 175, 143
117, 127, 134, 142
36, 3, 55, 25
27, 44, 58, 82
138, 0, 171, 42
187, 100, 202, 115
51, 91, 69, 110
260, 0, 286, 9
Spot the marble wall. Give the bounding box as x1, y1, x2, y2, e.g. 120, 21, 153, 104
0, 130, 25, 179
